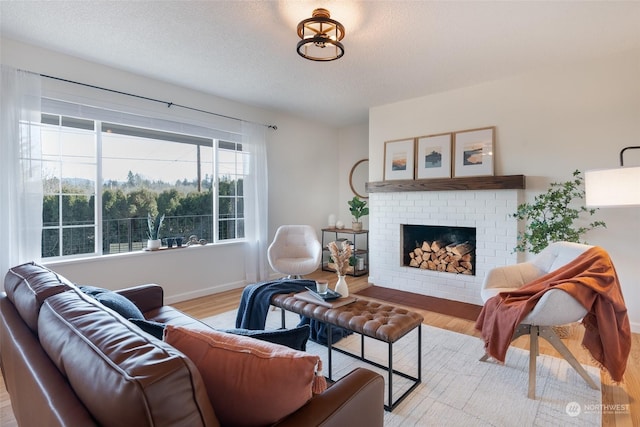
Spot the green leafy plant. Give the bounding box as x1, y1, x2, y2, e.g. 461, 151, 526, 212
147, 212, 165, 240
513, 170, 606, 254
348, 196, 369, 222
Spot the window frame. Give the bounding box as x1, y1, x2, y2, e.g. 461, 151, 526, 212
40, 114, 99, 259
216, 140, 247, 242
40, 112, 247, 261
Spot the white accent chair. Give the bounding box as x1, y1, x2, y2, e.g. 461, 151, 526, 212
480, 241, 600, 398
268, 225, 322, 279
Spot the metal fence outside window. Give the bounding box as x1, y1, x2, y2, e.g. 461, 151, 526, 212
42, 214, 215, 257
103, 214, 214, 254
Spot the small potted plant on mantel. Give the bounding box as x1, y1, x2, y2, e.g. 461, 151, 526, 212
146, 212, 165, 251
348, 196, 369, 231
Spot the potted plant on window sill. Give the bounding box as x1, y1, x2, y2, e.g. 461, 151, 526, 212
146, 212, 165, 250
348, 196, 369, 231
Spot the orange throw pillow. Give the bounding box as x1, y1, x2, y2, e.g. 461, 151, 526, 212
165, 325, 325, 427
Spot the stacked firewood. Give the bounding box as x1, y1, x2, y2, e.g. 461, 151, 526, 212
407, 240, 474, 274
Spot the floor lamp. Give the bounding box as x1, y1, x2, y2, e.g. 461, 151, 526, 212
585, 146, 640, 207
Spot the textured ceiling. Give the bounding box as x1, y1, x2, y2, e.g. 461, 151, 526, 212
1, 1, 639, 127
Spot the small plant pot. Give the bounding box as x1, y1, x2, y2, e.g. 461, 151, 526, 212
175, 237, 184, 247
352, 222, 363, 231
147, 239, 161, 251
165, 238, 175, 248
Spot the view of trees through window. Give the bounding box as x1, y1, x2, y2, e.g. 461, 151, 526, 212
41, 113, 245, 259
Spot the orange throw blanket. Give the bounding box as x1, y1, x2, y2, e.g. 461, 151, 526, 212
475, 246, 631, 382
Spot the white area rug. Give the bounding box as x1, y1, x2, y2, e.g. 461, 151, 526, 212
203, 309, 601, 426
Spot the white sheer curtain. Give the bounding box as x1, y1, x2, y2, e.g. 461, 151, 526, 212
0, 66, 43, 277
242, 121, 269, 283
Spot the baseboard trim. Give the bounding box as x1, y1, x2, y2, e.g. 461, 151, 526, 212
165, 280, 247, 304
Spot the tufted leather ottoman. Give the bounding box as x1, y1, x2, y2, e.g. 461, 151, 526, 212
271, 293, 423, 411
271, 294, 423, 342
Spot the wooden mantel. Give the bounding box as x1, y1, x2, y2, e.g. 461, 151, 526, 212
366, 175, 525, 193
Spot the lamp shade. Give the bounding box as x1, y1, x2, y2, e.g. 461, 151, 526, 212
585, 166, 640, 207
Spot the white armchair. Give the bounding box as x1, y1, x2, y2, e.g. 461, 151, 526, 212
480, 241, 600, 398
267, 225, 322, 279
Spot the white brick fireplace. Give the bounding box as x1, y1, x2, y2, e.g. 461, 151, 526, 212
368, 189, 521, 306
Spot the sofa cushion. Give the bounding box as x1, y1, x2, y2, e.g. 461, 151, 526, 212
38, 290, 219, 427
4, 262, 74, 332
79, 285, 144, 319
165, 325, 324, 427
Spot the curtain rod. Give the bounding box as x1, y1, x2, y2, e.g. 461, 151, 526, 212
39, 74, 278, 130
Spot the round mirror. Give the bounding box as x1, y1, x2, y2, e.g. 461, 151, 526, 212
349, 159, 369, 199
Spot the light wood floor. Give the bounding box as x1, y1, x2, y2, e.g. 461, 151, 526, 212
2, 271, 638, 426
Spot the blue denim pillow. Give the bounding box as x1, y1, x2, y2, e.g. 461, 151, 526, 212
220, 325, 310, 351
127, 319, 310, 351
129, 318, 166, 339
78, 285, 144, 320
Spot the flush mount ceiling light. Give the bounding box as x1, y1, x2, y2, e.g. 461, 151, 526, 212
297, 8, 345, 62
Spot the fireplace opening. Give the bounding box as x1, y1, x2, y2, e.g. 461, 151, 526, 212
401, 224, 476, 275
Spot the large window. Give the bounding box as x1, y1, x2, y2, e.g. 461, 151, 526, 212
217, 141, 246, 240
41, 113, 246, 259
41, 115, 97, 257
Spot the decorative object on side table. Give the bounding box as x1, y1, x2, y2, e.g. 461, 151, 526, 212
513, 170, 606, 254
327, 240, 352, 297
328, 214, 337, 227
146, 212, 165, 250
347, 196, 368, 231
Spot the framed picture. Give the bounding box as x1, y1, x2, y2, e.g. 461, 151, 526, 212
453, 127, 495, 177
384, 138, 415, 180
415, 133, 452, 179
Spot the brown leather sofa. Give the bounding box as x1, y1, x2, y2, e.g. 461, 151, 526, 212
0, 262, 384, 426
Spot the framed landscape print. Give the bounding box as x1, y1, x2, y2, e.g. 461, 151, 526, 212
415, 133, 452, 179
453, 127, 495, 177
384, 138, 415, 180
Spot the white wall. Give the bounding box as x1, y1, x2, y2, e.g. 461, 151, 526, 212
266, 115, 338, 237
369, 48, 640, 332
46, 243, 246, 304
338, 124, 370, 228
1, 37, 347, 302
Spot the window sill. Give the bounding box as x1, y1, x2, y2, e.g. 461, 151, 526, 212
43, 240, 245, 267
